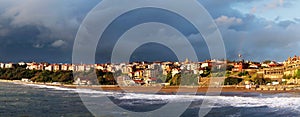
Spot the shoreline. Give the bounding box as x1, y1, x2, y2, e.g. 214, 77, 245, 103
1, 79, 299, 94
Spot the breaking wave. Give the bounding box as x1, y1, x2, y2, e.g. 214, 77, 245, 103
23, 83, 300, 112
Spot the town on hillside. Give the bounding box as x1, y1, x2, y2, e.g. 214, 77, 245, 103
1, 55, 300, 86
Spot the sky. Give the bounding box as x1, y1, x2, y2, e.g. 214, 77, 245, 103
0, 0, 299, 63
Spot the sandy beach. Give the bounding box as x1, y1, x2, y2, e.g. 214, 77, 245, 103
71, 85, 298, 94
1, 79, 299, 94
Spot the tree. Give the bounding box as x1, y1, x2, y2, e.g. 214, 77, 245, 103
224, 77, 243, 85
103, 72, 117, 85
294, 69, 300, 84
33, 70, 52, 83
254, 78, 264, 85
59, 72, 74, 84
166, 72, 172, 83
170, 73, 181, 86
295, 69, 300, 78
181, 73, 198, 86
264, 78, 272, 84
226, 65, 234, 71
200, 69, 211, 77
98, 76, 106, 85
225, 71, 231, 77
238, 71, 249, 77
96, 69, 105, 76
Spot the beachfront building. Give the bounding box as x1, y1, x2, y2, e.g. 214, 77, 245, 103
18, 62, 26, 66
249, 62, 261, 69
68, 64, 75, 71
121, 65, 133, 74
94, 64, 102, 70
0, 63, 5, 68
53, 64, 61, 71
44, 65, 53, 71
181, 62, 199, 74
75, 64, 86, 71
61, 64, 69, 71
232, 62, 249, 72
106, 64, 115, 72
133, 70, 144, 80
4, 63, 14, 68
26, 62, 43, 70
116, 76, 135, 86
74, 77, 92, 85
284, 55, 300, 76
261, 66, 284, 82
200, 61, 212, 69
144, 68, 160, 79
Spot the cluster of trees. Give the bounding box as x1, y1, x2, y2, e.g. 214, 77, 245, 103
283, 70, 300, 80
60, 69, 118, 85
0, 67, 36, 80
224, 70, 274, 85
224, 77, 243, 85
32, 70, 74, 84
0, 66, 117, 85
238, 71, 249, 77
96, 70, 117, 85
224, 77, 272, 85
0, 67, 75, 84
159, 71, 199, 86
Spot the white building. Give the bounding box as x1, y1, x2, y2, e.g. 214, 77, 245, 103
45, 65, 53, 71
5, 63, 14, 68
0, 63, 5, 68
18, 62, 26, 66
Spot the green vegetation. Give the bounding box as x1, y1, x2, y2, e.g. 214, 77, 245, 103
295, 69, 300, 79
180, 73, 198, 86
225, 71, 232, 77
32, 70, 74, 84
254, 78, 271, 85
73, 69, 117, 85
283, 74, 292, 79
0, 67, 74, 84
165, 72, 199, 86
0, 67, 117, 85
224, 77, 243, 85
0, 67, 37, 80
97, 70, 117, 85
166, 72, 172, 83
238, 71, 249, 77
169, 73, 181, 86
226, 65, 234, 71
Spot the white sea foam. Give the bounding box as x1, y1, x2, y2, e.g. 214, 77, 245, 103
97, 93, 300, 112
23, 84, 76, 91
23, 83, 300, 111
23, 83, 116, 95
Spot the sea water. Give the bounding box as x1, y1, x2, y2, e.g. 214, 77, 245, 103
1, 82, 300, 117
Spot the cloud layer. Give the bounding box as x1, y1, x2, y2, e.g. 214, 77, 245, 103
0, 0, 299, 63
0, 0, 99, 63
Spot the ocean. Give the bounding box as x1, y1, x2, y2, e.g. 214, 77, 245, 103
1, 82, 300, 117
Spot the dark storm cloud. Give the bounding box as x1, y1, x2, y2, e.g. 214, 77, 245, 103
215, 14, 300, 61
0, 0, 299, 63
198, 0, 300, 62
0, 0, 100, 63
